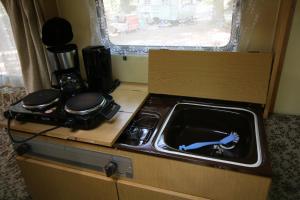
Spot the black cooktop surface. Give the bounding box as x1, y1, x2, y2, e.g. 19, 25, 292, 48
5, 90, 120, 130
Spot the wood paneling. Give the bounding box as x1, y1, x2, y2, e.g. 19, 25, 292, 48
149, 50, 272, 104
18, 136, 271, 200
112, 83, 148, 113
6, 112, 133, 145
116, 82, 148, 93
18, 157, 118, 200
117, 180, 209, 200
121, 151, 271, 200
67, 112, 132, 145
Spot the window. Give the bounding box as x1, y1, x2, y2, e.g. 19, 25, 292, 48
96, 0, 240, 55
0, 3, 23, 86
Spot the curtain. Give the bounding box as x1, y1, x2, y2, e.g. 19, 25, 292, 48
0, 0, 51, 92
0, 3, 24, 87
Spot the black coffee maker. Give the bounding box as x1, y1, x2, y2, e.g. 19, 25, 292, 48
82, 46, 120, 94
42, 17, 85, 98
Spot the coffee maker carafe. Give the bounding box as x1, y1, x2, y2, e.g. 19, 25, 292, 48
42, 17, 85, 97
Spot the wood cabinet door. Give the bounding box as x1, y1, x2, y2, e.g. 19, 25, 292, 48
117, 180, 209, 200
18, 158, 118, 200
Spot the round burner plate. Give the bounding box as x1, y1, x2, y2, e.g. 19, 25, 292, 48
22, 89, 60, 110
65, 92, 106, 115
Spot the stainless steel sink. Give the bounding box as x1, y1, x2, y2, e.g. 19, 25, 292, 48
154, 103, 262, 168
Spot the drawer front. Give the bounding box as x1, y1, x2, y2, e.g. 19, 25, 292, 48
117, 180, 209, 200
18, 158, 118, 200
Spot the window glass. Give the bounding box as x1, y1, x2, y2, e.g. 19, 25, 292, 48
97, 0, 240, 54
0, 3, 23, 86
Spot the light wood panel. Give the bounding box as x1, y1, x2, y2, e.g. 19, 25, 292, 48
263, 0, 297, 117
112, 84, 148, 113
19, 136, 271, 200
149, 50, 272, 104
116, 82, 148, 93
8, 107, 132, 147
122, 150, 271, 200
117, 180, 209, 200
18, 157, 118, 200
67, 112, 131, 145
6, 83, 148, 147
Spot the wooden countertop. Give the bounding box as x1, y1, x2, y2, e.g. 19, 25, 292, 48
3, 83, 148, 147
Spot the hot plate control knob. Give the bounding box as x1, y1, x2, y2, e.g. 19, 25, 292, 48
104, 161, 118, 177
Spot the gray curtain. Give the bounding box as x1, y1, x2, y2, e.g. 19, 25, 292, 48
1, 0, 51, 92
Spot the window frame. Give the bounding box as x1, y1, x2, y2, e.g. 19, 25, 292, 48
95, 0, 241, 55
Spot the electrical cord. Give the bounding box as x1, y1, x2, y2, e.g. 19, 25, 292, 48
6, 117, 60, 144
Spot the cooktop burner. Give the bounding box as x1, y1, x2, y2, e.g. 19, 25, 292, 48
5, 91, 120, 130
65, 92, 107, 115
22, 89, 60, 111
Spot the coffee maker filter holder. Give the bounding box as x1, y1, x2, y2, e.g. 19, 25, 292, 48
42, 17, 86, 97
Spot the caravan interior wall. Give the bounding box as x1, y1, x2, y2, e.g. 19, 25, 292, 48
54, 0, 300, 114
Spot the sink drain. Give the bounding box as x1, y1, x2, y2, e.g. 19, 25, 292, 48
220, 132, 239, 150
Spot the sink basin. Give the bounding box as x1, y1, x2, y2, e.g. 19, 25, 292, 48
154, 103, 262, 167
